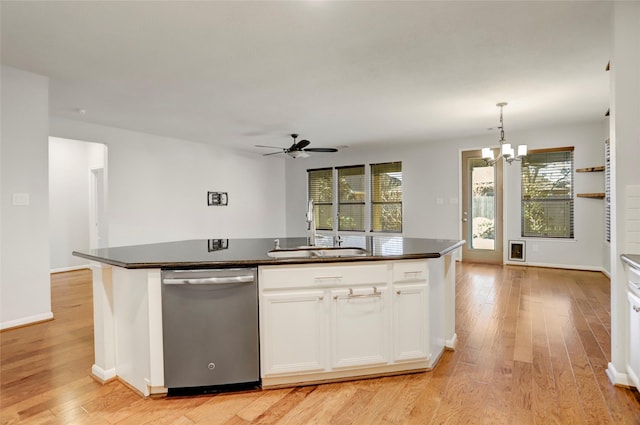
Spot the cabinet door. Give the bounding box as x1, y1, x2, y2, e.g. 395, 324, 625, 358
330, 287, 388, 369
261, 290, 326, 376
393, 283, 430, 362
628, 291, 640, 390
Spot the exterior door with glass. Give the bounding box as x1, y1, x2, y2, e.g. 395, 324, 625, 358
461, 149, 503, 264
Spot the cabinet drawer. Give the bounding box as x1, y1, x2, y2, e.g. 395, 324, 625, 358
261, 263, 389, 290
392, 260, 428, 283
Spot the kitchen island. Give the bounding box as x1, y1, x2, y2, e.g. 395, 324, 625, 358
74, 236, 463, 396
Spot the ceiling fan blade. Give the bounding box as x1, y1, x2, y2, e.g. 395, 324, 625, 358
262, 151, 286, 156
295, 140, 311, 150
255, 144, 285, 149
303, 148, 339, 153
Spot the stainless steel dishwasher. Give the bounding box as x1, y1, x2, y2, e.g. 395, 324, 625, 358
161, 268, 260, 394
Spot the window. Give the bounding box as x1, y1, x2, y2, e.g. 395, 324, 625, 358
308, 162, 402, 234
371, 162, 402, 232
521, 147, 574, 238
338, 165, 365, 231
308, 168, 333, 230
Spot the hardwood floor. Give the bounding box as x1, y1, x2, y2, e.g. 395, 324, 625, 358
1, 264, 639, 424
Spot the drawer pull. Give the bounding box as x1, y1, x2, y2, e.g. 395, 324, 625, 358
318, 296, 324, 302
634, 305, 640, 313
404, 271, 423, 277
396, 290, 402, 295
315, 276, 343, 281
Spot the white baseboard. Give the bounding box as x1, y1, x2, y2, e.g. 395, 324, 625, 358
504, 261, 608, 275
445, 333, 458, 350
50, 264, 91, 274
92, 364, 117, 383
0, 312, 54, 330
606, 362, 631, 387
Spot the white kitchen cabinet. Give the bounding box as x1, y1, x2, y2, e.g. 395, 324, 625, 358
259, 260, 441, 387
627, 290, 640, 390
393, 283, 429, 362
331, 286, 389, 369
260, 289, 327, 376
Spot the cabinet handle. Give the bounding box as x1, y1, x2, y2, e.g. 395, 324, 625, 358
396, 290, 402, 295
404, 271, 422, 277
318, 296, 324, 301
634, 305, 640, 313
315, 275, 343, 281
348, 287, 381, 298
333, 287, 382, 300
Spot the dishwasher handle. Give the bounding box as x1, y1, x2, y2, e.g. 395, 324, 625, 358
163, 275, 255, 285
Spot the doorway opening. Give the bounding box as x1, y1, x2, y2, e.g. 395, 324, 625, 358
49, 137, 108, 271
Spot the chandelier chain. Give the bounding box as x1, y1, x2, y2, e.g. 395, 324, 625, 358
499, 105, 505, 143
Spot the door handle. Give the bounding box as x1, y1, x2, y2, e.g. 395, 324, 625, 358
163, 275, 254, 285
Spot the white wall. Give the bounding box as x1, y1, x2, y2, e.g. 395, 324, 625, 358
49, 137, 105, 271
285, 120, 607, 270
50, 118, 287, 247
503, 122, 607, 270
608, 1, 640, 386
0, 66, 52, 329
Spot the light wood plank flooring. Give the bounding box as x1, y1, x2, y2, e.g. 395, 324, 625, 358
1, 264, 639, 424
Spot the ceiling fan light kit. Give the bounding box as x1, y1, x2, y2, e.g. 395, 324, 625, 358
482, 102, 527, 166
256, 134, 338, 159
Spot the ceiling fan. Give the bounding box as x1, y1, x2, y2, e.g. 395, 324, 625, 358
256, 134, 338, 158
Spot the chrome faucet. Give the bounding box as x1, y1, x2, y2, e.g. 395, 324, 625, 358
306, 199, 317, 246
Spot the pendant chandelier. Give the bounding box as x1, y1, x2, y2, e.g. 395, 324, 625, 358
482, 102, 527, 165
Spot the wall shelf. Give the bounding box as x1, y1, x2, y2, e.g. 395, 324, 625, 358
577, 193, 605, 199
576, 166, 605, 172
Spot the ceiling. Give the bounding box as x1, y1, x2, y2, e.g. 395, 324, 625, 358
1, 1, 611, 154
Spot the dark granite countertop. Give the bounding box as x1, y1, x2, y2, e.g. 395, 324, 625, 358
621, 254, 640, 270
73, 237, 465, 270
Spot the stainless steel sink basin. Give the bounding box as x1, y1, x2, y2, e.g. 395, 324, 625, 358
267, 247, 370, 259
319, 248, 370, 257
267, 249, 317, 259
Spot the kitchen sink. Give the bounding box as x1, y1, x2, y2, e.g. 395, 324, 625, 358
267, 247, 370, 259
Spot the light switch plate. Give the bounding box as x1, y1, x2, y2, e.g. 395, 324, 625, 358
12, 193, 30, 206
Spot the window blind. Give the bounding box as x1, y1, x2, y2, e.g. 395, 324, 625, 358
521, 148, 574, 238
605, 139, 611, 243
338, 165, 365, 231
371, 162, 402, 233
308, 168, 333, 230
